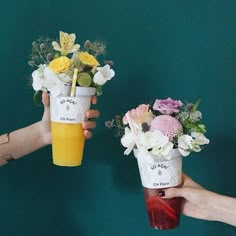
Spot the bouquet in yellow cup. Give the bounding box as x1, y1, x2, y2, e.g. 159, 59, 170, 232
29, 31, 115, 167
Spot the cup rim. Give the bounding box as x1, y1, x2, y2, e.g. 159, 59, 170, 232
75, 86, 96, 96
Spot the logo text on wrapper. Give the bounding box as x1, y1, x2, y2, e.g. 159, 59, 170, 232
60, 99, 77, 105
60, 99, 77, 121
153, 182, 170, 187
151, 164, 168, 170
151, 164, 170, 187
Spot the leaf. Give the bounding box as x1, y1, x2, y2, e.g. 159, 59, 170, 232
191, 98, 201, 112
95, 85, 103, 96
33, 90, 42, 106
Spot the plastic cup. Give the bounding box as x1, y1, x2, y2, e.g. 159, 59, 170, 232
50, 86, 96, 167
143, 187, 182, 230
134, 149, 182, 230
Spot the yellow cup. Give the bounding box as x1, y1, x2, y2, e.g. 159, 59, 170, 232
50, 86, 96, 167
51, 122, 85, 166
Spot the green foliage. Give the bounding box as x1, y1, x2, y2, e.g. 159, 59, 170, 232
33, 90, 42, 106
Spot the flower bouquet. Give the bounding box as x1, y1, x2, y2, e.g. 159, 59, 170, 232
106, 97, 209, 230
29, 31, 115, 167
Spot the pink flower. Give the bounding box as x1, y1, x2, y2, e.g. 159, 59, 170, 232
123, 104, 153, 125
150, 115, 183, 141
153, 97, 183, 115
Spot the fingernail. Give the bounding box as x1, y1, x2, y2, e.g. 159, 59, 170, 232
158, 190, 165, 197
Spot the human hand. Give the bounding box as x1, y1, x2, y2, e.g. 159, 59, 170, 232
41, 93, 100, 145
82, 95, 100, 139
163, 174, 212, 221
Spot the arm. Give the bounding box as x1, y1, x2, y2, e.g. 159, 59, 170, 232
164, 174, 236, 226
0, 93, 100, 166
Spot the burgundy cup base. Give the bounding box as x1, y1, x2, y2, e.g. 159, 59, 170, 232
143, 187, 182, 231
150, 221, 180, 230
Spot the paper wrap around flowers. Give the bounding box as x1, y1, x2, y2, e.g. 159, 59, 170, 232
50, 86, 96, 124
134, 149, 182, 189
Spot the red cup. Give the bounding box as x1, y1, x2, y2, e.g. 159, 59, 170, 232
143, 187, 182, 230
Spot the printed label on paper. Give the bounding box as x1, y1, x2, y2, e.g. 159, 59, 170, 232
137, 155, 182, 189
50, 96, 91, 124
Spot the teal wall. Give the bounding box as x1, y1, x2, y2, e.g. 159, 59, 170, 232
0, 0, 236, 235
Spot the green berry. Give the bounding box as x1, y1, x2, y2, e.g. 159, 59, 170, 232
77, 73, 92, 87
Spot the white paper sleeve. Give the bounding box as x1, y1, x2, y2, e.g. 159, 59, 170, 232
134, 150, 182, 189
50, 96, 91, 124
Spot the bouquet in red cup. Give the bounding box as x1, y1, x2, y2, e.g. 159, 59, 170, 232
106, 97, 209, 230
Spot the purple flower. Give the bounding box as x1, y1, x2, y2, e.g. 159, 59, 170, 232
153, 97, 183, 115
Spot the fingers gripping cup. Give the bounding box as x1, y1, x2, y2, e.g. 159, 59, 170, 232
134, 149, 183, 230
50, 86, 96, 167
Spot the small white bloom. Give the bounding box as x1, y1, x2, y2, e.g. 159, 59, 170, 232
121, 127, 136, 155
178, 135, 193, 156
190, 110, 202, 121
191, 132, 210, 145
32, 64, 47, 92
151, 141, 173, 158
93, 64, 115, 85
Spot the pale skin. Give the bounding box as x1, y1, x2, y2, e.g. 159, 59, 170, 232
0, 92, 100, 166
163, 174, 236, 226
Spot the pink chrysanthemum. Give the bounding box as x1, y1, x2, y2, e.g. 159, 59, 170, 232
150, 115, 183, 141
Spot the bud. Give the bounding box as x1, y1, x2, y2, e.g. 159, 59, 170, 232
142, 122, 150, 132
28, 61, 35, 67
40, 43, 45, 51
32, 41, 38, 48
186, 103, 194, 111
105, 120, 113, 128
46, 53, 53, 61
84, 40, 91, 48
104, 60, 113, 66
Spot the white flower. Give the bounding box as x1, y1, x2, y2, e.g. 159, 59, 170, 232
178, 132, 210, 156
136, 130, 165, 149
190, 111, 202, 122
151, 142, 173, 158
191, 132, 210, 145
178, 135, 193, 156
121, 127, 136, 155
43, 67, 65, 97
136, 130, 172, 158
32, 64, 47, 92
93, 64, 115, 85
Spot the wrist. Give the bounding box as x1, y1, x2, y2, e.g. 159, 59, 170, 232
38, 120, 51, 146
206, 191, 236, 226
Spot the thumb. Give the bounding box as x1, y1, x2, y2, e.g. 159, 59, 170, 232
42, 92, 50, 121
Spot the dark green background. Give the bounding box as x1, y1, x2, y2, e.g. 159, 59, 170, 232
0, 0, 235, 235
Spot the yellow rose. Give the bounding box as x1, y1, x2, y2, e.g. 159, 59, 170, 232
78, 52, 100, 67
49, 56, 72, 73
